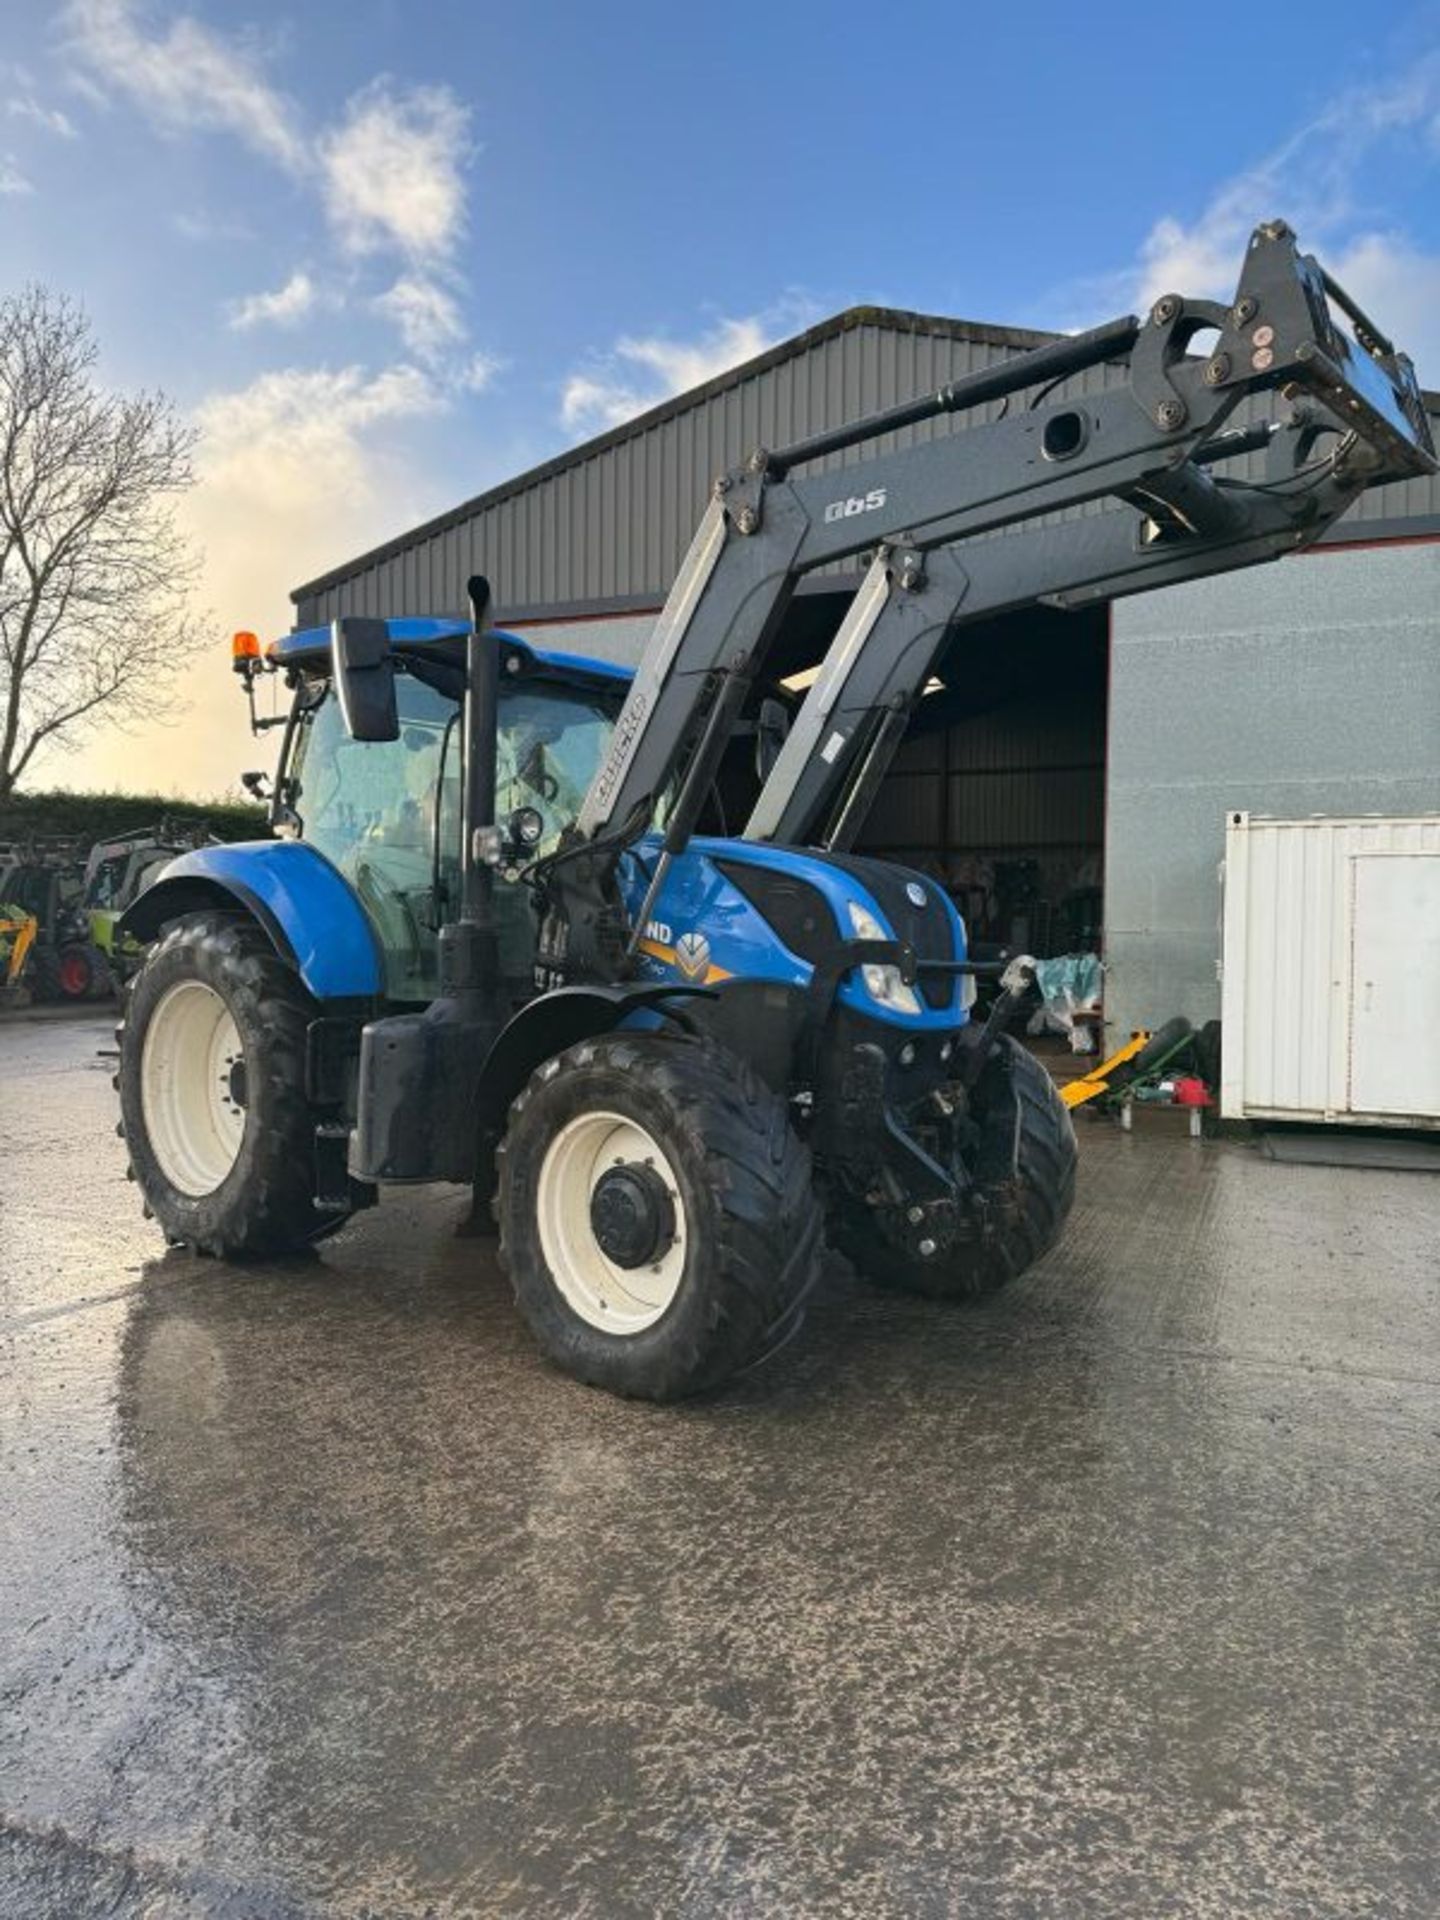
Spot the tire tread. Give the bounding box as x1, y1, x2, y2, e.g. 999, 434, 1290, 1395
118, 912, 343, 1257
497, 1032, 823, 1400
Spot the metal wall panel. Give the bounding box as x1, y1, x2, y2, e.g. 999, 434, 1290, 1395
1219, 812, 1440, 1125
1106, 540, 1440, 1042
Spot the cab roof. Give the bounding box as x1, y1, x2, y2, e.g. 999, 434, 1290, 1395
270, 618, 633, 688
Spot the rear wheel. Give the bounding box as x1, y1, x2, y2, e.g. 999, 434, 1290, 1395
57, 942, 113, 1001
497, 1032, 824, 1400
118, 912, 351, 1256
27, 943, 62, 1002
831, 1035, 1077, 1301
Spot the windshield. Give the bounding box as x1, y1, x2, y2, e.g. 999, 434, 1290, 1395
286, 666, 620, 1000
494, 683, 620, 858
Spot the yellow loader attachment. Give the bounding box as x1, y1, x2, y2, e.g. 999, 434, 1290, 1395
1060, 1030, 1151, 1110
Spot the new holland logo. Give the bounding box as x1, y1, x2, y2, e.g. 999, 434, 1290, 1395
674, 931, 711, 981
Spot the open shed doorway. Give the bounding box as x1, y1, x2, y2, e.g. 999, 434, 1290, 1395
854, 603, 1109, 957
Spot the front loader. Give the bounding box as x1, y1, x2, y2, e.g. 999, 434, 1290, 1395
116, 224, 1434, 1398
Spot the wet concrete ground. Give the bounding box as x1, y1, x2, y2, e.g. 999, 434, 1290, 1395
2, 1012, 1438, 1919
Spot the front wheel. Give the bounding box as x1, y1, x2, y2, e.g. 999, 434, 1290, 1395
497, 1033, 824, 1400
831, 1035, 1077, 1301
118, 912, 351, 1256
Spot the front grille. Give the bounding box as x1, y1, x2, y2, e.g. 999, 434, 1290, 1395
716, 852, 960, 1010
713, 860, 835, 967
802, 851, 958, 1009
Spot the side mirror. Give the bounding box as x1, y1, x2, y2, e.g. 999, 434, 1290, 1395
755, 695, 790, 782
331, 616, 399, 742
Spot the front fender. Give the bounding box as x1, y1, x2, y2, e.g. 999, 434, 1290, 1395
478, 984, 713, 1126
119, 841, 383, 1001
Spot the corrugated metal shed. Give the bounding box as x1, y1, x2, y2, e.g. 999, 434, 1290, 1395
1105, 539, 1440, 1040
291, 303, 1440, 629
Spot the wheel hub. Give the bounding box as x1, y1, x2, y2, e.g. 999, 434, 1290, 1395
589, 1162, 675, 1269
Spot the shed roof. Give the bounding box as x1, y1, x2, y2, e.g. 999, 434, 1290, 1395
291, 305, 1059, 606
291, 303, 1440, 628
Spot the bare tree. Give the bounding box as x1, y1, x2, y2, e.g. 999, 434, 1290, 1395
0, 285, 203, 799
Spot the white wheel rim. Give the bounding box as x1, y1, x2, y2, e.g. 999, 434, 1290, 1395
535, 1110, 687, 1334
140, 980, 248, 1197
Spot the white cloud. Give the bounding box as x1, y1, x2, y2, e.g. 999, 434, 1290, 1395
173, 207, 254, 243
1104, 62, 1440, 316
320, 81, 469, 261
0, 155, 33, 195
1035, 62, 1440, 394
559, 372, 644, 435
7, 96, 78, 139
64, 6, 474, 268
1324, 231, 1440, 386
561, 310, 804, 437
374, 273, 464, 360
63, 0, 306, 171
456, 350, 502, 394
194, 363, 443, 478
72, 362, 447, 794
228, 269, 319, 331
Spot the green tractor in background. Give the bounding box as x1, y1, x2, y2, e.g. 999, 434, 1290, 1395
83, 821, 218, 984
0, 842, 112, 1002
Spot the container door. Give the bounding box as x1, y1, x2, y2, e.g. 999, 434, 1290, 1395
1348, 853, 1440, 1117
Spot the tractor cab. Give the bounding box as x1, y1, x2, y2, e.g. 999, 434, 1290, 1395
265, 621, 631, 1005
254, 619, 801, 1010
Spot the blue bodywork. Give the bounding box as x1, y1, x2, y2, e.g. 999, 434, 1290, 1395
620, 836, 968, 1030
123, 841, 383, 1000
151, 618, 968, 1026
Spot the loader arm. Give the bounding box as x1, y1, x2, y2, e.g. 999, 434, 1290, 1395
743, 415, 1371, 848
550, 222, 1432, 976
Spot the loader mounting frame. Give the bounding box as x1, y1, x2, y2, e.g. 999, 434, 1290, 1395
540, 221, 1433, 978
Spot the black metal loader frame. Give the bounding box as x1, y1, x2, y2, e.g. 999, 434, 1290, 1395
546, 221, 1432, 958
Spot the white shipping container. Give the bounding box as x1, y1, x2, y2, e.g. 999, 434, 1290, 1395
1220, 812, 1440, 1128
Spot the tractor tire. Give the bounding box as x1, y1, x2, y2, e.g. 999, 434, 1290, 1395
118, 911, 350, 1257
1126, 1015, 1194, 1079
28, 943, 62, 1002
57, 942, 113, 1001
832, 1035, 1077, 1302
496, 1032, 824, 1401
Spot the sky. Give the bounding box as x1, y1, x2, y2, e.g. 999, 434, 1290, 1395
3, 0, 1440, 797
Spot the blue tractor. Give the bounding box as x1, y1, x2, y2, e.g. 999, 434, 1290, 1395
117, 225, 1434, 1398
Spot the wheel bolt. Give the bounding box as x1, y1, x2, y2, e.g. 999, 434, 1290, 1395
918, 1238, 937, 1257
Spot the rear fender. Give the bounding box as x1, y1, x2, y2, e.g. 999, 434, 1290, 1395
118, 841, 383, 1001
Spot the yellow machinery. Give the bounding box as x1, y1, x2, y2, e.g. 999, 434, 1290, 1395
1060, 1031, 1152, 1110
0, 909, 38, 1003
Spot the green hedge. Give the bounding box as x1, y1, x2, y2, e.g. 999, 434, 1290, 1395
0, 789, 268, 847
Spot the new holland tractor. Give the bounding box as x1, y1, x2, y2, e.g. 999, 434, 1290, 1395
116, 225, 1434, 1398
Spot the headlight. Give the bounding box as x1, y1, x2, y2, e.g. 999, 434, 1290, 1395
845, 899, 922, 1016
